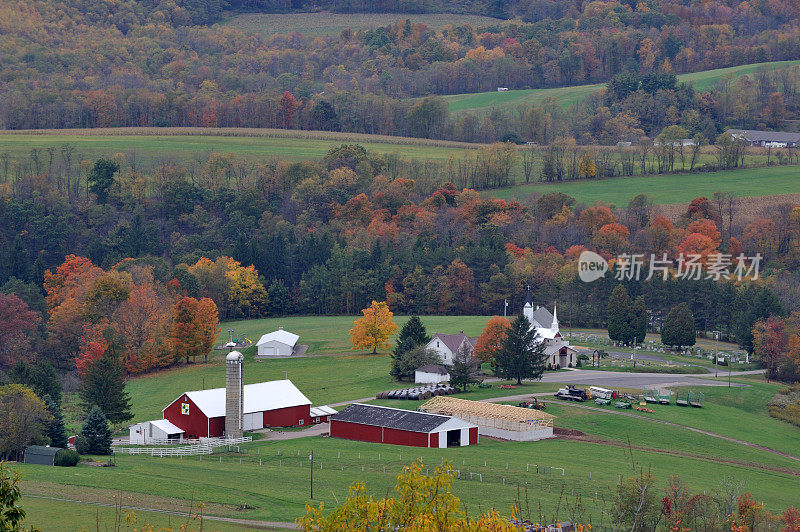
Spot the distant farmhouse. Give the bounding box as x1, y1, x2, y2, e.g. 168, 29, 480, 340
256, 327, 299, 358
426, 332, 477, 365
726, 129, 800, 148
523, 289, 577, 368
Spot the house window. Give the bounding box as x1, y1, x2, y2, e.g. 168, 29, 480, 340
436, 341, 440, 348
298, 419, 304, 426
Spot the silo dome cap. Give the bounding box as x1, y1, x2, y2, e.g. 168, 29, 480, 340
226, 351, 243, 361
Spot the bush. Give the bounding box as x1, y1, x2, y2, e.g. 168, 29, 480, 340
54, 448, 80, 467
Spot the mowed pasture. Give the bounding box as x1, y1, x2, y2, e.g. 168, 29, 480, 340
489, 165, 800, 207
17, 381, 800, 528
0, 128, 479, 165
223, 11, 505, 38
126, 315, 492, 422
442, 59, 800, 112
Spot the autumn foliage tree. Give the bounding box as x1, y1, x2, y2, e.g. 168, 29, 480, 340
349, 301, 398, 354
474, 316, 510, 365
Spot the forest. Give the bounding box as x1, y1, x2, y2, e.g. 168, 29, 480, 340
3, 0, 800, 143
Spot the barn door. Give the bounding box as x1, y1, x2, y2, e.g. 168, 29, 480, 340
243, 412, 262, 431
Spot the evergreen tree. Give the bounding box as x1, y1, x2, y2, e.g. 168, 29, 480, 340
494, 315, 546, 385
390, 346, 440, 382
80, 350, 132, 424
8, 360, 62, 405
734, 286, 783, 353
390, 316, 430, 380
87, 158, 119, 204
607, 285, 636, 345
633, 296, 648, 345
43, 394, 68, 448
450, 343, 479, 392
76, 405, 112, 455
661, 303, 696, 349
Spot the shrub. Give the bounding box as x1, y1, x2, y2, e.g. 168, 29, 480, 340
54, 448, 80, 467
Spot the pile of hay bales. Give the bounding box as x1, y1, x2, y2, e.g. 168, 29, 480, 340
376, 384, 455, 401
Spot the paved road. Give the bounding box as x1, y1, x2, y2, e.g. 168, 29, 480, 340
537, 369, 748, 388
255, 423, 330, 441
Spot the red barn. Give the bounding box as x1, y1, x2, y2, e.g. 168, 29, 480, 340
163, 380, 311, 438
330, 404, 478, 448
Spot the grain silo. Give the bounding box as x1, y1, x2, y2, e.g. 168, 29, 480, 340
225, 351, 244, 438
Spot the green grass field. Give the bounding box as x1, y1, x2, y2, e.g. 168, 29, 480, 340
442, 60, 800, 112
126, 315, 493, 423
0, 129, 477, 165
222, 11, 505, 38
488, 165, 800, 206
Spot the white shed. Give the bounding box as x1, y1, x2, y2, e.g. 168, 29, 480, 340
256, 328, 299, 358
415, 364, 450, 384
129, 419, 185, 444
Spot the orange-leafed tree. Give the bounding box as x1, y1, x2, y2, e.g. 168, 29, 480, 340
474, 316, 510, 365
114, 283, 174, 373
195, 297, 221, 363
43, 254, 102, 310
349, 300, 398, 354
171, 297, 202, 364
75, 321, 111, 378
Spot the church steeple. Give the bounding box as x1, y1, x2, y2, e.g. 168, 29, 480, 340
551, 302, 559, 333
524, 285, 533, 307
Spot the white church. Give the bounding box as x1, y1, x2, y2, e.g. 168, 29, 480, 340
523, 289, 577, 369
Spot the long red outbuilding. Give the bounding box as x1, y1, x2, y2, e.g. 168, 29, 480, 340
330, 403, 478, 448
163, 380, 312, 438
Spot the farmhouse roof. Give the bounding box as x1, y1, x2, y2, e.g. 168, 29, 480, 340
257, 329, 299, 347
150, 419, 184, 435
430, 333, 476, 353
415, 364, 449, 375
726, 129, 800, 143
165, 379, 310, 418
332, 403, 475, 433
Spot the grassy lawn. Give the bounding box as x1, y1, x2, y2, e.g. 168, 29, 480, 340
125, 315, 493, 423
222, 12, 504, 38
18, 496, 243, 532
487, 165, 800, 206
15, 433, 799, 527
443, 60, 800, 112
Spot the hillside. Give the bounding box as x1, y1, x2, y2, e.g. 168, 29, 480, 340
443, 60, 800, 112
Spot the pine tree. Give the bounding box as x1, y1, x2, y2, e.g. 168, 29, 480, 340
661, 303, 696, 349
390, 316, 430, 380
494, 315, 546, 385
633, 296, 648, 345
450, 343, 478, 392
43, 394, 68, 448
8, 360, 62, 405
76, 405, 112, 455
607, 285, 636, 345
80, 349, 132, 424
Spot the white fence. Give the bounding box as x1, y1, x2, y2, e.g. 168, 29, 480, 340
113, 436, 252, 457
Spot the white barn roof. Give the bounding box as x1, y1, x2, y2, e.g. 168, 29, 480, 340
257, 330, 299, 347
166, 380, 311, 418
150, 419, 184, 434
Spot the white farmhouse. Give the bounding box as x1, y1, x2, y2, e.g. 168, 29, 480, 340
256, 327, 299, 358
425, 332, 476, 366
523, 289, 578, 368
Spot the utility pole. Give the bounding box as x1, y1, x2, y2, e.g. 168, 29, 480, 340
728, 355, 732, 388
712, 331, 720, 378
504, 299, 508, 318
309, 450, 314, 499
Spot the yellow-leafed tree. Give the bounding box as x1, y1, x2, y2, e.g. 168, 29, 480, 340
297, 460, 518, 531
349, 300, 398, 354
